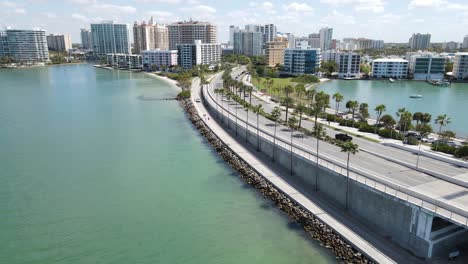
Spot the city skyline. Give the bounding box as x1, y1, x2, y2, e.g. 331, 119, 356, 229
1, 0, 468, 44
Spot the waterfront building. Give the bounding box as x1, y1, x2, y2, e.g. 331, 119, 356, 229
371, 40, 384, 49
168, 20, 217, 50
80, 28, 92, 50
319, 27, 333, 51
91, 21, 130, 56
142, 49, 177, 70
233, 30, 262, 56
222, 47, 234, 56
308, 33, 321, 49
463, 35, 468, 49
372, 58, 408, 79
408, 52, 446, 80
106, 53, 142, 69
409, 33, 431, 50
282, 47, 321, 76
0, 29, 49, 63
46, 34, 72, 52
177, 40, 221, 69
324, 51, 361, 78
331, 39, 338, 50
244, 24, 262, 33
442, 41, 460, 51
452, 52, 468, 80
265, 36, 288, 66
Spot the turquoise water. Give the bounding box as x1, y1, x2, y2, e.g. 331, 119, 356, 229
0, 64, 335, 264
318, 80, 468, 137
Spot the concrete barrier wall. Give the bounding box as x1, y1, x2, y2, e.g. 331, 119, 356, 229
203, 96, 438, 259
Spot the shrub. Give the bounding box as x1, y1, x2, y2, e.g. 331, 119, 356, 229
177, 90, 191, 99
405, 136, 419, 145
432, 144, 457, 155
326, 114, 337, 122
358, 123, 375, 133
378, 128, 403, 140
455, 146, 468, 159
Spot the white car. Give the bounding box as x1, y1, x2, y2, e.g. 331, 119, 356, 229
195, 98, 201, 103
421, 136, 436, 143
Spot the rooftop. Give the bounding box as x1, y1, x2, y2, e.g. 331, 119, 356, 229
373, 58, 408, 62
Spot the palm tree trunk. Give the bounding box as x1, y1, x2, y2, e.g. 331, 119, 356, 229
256, 114, 260, 151
290, 128, 293, 175
346, 153, 350, 210
285, 107, 289, 123
273, 122, 277, 161
299, 113, 303, 128
235, 103, 238, 136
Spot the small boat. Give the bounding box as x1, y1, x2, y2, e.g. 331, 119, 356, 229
410, 94, 423, 98
343, 77, 355, 80
389, 78, 395, 83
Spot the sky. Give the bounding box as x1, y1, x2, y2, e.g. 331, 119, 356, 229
1, 0, 468, 44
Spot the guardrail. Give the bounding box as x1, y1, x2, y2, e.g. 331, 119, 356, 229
202, 81, 468, 228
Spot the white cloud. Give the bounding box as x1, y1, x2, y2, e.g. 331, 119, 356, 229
182, 5, 216, 14
88, 4, 137, 14
321, 10, 355, 25
68, 0, 96, 4
0, 1, 27, 15
283, 2, 313, 12
13, 7, 26, 14
44, 12, 57, 18
321, 0, 385, 13
408, 0, 442, 9
71, 13, 89, 23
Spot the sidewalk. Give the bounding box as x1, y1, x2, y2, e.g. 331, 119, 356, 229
191, 77, 407, 264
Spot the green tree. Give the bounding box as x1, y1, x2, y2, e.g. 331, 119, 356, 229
287, 116, 299, 174
270, 107, 282, 161
332, 92, 344, 115
295, 104, 307, 128
340, 142, 359, 210
349, 100, 359, 125
374, 104, 386, 133
445, 62, 454, 73
434, 114, 451, 151
294, 83, 306, 103
253, 104, 263, 151
281, 97, 294, 124
413, 112, 423, 127
360, 64, 371, 75
320, 61, 338, 77
359, 103, 369, 122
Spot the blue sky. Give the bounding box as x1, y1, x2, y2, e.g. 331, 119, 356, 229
1, 0, 467, 43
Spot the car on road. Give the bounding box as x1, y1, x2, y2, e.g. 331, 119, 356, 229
404, 131, 421, 140
432, 140, 463, 148
421, 136, 436, 143
335, 133, 353, 142
195, 98, 201, 103
222, 98, 230, 102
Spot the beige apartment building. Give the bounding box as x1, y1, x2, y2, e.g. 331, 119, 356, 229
266, 36, 288, 67
167, 20, 217, 50
133, 17, 169, 54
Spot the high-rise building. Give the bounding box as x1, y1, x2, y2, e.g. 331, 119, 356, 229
407, 52, 446, 80
319, 27, 333, 51
452, 52, 468, 80
0, 29, 49, 63
262, 24, 277, 43
91, 21, 130, 56
46, 34, 72, 52
133, 18, 169, 54
177, 40, 221, 69
372, 58, 408, 79
285, 33, 295, 48
308, 33, 320, 49
233, 30, 262, 56
282, 47, 321, 76
106, 53, 142, 69
265, 36, 288, 66
409, 33, 431, 50
244, 24, 262, 33
133, 20, 155, 54
463, 35, 468, 49
80, 28, 92, 50
372, 40, 384, 49
228, 25, 240, 46
168, 20, 217, 50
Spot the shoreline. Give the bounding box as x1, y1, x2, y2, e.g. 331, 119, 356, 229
143, 72, 181, 91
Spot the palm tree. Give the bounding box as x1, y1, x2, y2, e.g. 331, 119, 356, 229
434, 114, 451, 151
374, 104, 386, 133
349, 100, 359, 125
332, 92, 344, 115
413, 112, 423, 128
295, 84, 306, 103
288, 116, 299, 175
225, 94, 231, 127
313, 124, 326, 191
340, 141, 359, 210
284, 84, 294, 99
359, 103, 369, 122
253, 104, 263, 151
402, 111, 413, 133
306, 89, 316, 107
295, 103, 307, 128
270, 107, 281, 161
421, 113, 432, 125
245, 86, 253, 106
281, 96, 294, 123
396, 107, 406, 133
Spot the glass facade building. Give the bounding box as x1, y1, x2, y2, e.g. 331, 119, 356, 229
91, 22, 130, 56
